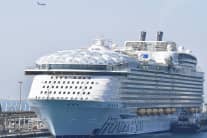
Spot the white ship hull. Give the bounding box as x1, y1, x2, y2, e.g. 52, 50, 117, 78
30, 100, 177, 137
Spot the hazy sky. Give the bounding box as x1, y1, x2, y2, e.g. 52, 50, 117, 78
0, 0, 206, 100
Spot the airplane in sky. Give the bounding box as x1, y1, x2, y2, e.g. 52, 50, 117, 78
36, 1, 47, 6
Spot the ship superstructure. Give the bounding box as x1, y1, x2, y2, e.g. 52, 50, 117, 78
25, 31, 204, 137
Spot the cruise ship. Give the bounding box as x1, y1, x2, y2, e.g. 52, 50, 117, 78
25, 31, 204, 137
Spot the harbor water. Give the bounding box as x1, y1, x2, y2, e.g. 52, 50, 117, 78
37, 132, 207, 138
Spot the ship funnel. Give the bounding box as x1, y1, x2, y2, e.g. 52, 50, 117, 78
140, 31, 146, 41
157, 31, 163, 41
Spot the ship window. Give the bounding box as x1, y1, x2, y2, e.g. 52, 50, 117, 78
64, 76, 67, 79
78, 76, 81, 79
73, 92, 75, 94
70, 86, 72, 88
56, 86, 59, 88
65, 97, 68, 100
59, 92, 61, 94
58, 81, 60, 84
79, 86, 82, 89
67, 81, 70, 84
72, 81, 74, 84
80, 98, 83, 100
81, 81, 84, 84
61, 86, 63, 89
54, 91, 56, 94
89, 86, 92, 89
63, 92, 66, 94
91, 82, 94, 84
88, 77, 91, 79
52, 86, 54, 88
85, 86, 87, 89
45, 91, 47, 94
85, 97, 88, 100
60, 76, 63, 79
87, 82, 89, 84
75, 86, 77, 89
87, 92, 90, 95
49, 81, 51, 84
42, 86, 45, 88
77, 92, 80, 94
49, 91, 52, 94
63, 81, 65, 84
67, 92, 70, 94
65, 86, 68, 89
73, 76, 76, 79
77, 81, 79, 84
51, 76, 53, 79
56, 76, 58, 79
45, 81, 47, 83
83, 92, 85, 95
83, 77, 86, 79
47, 86, 49, 88
54, 81, 56, 84
40, 91, 43, 94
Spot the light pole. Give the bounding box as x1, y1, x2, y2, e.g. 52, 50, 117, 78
18, 81, 23, 112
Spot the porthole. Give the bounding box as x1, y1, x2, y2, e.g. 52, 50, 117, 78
65, 86, 68, 89
61, 86, 64, 89
72, 81, 74, 84
67, 92, 70, 94
54, 91, 56, 94
42, 86, 45, 88
40, 91, 43, 94
83, 92, 85, 95
91, 82, 94, 84
85, 86, 87, 89
79, 86, 82, 89
88, 77, 91, 79
60, 76, 63, 79
73, 92, 75, 94
70, 86, 72, 89
51, 76, 53, 79
45, 91, 47, 94
75, 86, 77, 89
49, 91, 52, 94
56, 86, 59, 88
59, 92, 61, 94
83, 77, 86, 79
77, 92, 80, 95
87, 92, 90, 95
80, 98, 83, 100
73, 76, 76, 79
58, 81, 60, 84
64, 76, 67, 79
78, 76, 81, 79
47, 86, 49, 88
81, 81, 84, 84
49, 81, 51, 84
87, 82, 89, 84
54, 81, 56, 84
77, 81, 79, 84
65, 97, 68, 100
67, 81, 70, 84
63, 92, 66, 94
52, 86, 54, 88
45, 81, 47, 83
89, 86, 92, 89
56, 76, 58, 79
63, 81, 65, 84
